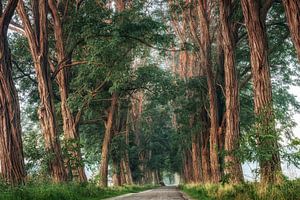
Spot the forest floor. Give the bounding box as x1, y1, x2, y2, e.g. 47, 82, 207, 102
105, 186, 190, 200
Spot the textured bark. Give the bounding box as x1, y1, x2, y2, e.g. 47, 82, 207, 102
220, 0, 243, 183
195, 1, 221, 183
99, 93, 118, 187
182, 151, 193, 183
17, 0, 67, 182
283, 0, 300, 62
169, 0, 211, 183
48, 0, 87, 182
0, 0, 26, 185
241, 0, 282, 184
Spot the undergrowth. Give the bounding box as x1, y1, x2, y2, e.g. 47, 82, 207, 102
181, 179, 300, 200
0, 181, 155, 200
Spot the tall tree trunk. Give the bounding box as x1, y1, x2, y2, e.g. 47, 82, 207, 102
0, 0, 26, 185
121, 109, 133, 185
112, 160, 121, 186
191, 134, 201, 183
48, 0, 87, 182
201, 132, 211, 183
182, 150, 193, 183
99, 93, 118, 187
200, 109, 211, 183
196, 1, 221, 183
17, 0, 67, 182
241, 0, 282, 184
220, 0, 244, 183
282, 0, 300, 62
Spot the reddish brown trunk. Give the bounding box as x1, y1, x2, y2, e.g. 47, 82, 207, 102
283, 0, 300, 62
220, 0, 243, 183
112, 160, 121, 186
190, 113, 201, 183
17, 0, 67, 182
0, 0, 26, 185
191, 134, 201, 183
196, 2, 221, 182
99, 93, 118, 187
241, 0, 282, 184
200, 111, 211, 183
182, 150, 194, 183
121, 110, 133, 184
48, 0, 87, 182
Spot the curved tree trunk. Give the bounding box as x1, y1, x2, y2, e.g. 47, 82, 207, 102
241, 0, 282, 184
220, 0, 243, 183
282, 0, 300, 62
48, 0, 87, 182
17, 0, 67, 182
198, 13, 221, 185
99, 93, 118, 187
0, 0, 26, 185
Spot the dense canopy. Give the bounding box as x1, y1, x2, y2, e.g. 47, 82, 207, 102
0, 1, 300, 198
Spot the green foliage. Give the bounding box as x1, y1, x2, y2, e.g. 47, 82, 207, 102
181, 179, 300, 200
0, 182, 156, 200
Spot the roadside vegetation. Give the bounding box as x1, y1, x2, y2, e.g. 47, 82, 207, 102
0, 181, 155, 200
181, 180, 300, 200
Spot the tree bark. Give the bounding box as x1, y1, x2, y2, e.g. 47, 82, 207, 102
121, 108, 133, 185
0, 0, 26, 185
17, 0, 67, 182
282, 0, 300, 62
241, 0, 282, 184
220, 0, 244, 183
48, 0, 87, 182
99, 93, 118, 187
195, 1, 221, 183
200, 109, 211, 183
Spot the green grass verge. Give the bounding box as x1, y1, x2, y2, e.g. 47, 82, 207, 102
180, 179, 300, 200
0, 182, 156, 200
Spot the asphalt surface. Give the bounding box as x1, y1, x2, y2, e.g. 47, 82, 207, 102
106, 186, 189, 200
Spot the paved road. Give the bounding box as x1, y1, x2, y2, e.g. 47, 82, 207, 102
106, 186, 189, 200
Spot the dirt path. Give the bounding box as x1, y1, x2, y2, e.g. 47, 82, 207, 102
106, 186, 190, 200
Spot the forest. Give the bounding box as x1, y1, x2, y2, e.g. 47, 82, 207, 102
1, 0, 300, 200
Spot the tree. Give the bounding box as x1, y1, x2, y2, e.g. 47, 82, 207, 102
0, 0, 26, 185
48, 0, 87, 182
219, 0, 243, 183
99, 92, 118, 187
241, 0, 282, 184
282, 0, 300, 62
17, 0, 67, 182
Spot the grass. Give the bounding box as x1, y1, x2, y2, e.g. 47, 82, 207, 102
180, 179, 300, 200
0, 181, 156, 200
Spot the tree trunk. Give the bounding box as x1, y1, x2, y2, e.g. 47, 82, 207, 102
99, 93, 118, 187
220, 0, 244, 183
182, 150, 194, 183
191, 133, 201, 183
241, 0, 282, 184
121, 109, 133, 184
283, 0, 300, 62
17, 0, 67, 182
0, 0, 26, 185
48, 0, 87, 182
200, 111, 211, 183
199, 18, 221, 184
112, 160, 121, 186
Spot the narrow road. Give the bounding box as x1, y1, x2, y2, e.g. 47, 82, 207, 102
106, 186, 189, 200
